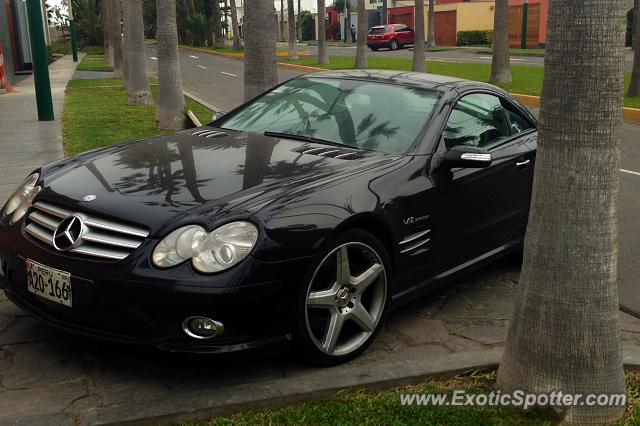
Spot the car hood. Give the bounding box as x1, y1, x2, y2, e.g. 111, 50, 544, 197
38, 128, 396, 235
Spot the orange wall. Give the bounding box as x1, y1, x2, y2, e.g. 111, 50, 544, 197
508, 0, 548, 44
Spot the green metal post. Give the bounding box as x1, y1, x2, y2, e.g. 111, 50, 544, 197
68, 0, 78, 62
521, 0, 528, 50
69, 21, 78, 62
26, 0, 54, 121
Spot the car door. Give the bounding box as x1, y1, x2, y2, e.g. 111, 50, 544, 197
430, 92, 536, 273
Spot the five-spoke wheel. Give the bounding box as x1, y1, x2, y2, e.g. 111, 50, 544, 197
294, 230, 389, 365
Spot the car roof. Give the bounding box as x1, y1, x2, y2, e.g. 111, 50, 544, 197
300, 70, 499, 92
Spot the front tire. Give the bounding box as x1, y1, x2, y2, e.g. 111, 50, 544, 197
293, 229, 391, 366
390, 39, 400, 50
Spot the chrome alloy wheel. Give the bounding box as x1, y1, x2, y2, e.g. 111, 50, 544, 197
304, 242, 387, 356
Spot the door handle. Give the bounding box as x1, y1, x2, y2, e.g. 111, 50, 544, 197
516, 159, 531, 169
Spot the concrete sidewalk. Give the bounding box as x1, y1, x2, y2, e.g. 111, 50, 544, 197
0, 54, 83, 202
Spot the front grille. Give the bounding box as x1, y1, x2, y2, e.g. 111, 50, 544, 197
24, 201, 149, 261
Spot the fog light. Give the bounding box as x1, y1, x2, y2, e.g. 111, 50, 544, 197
182, 316, 224, 339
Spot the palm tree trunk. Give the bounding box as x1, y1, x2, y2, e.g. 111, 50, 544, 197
496, 1, 627, 423
412, 0, 425, 72
109, 0, 123, 78
212, 0, 224, 48
346, 1, 351, 45
244, 0, 278, 100
102, 0, 113, 66
382, 0, 387, 25
229, 0, 242, 50
353, 0, 367, 68
287, 0, 298, 58
156, 0, 185, 130
121, 0, 130, 89
629, 0, 640, 97
186, 0, 196, 19
317, 0, 329, 64
123, 0, 153, 105
280, 0, 285, 41
490, 0, 511, 83
297, 0, 302, 41
427, 0, 435, 48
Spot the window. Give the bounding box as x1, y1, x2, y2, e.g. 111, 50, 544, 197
505, 106, 533, 135
443, 94, 512, 150
220, 78, 441, 155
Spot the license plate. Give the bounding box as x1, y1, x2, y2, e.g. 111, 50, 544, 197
26, 260, 72, 307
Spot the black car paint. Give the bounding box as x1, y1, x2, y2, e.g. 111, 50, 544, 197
0, 71, 537, 354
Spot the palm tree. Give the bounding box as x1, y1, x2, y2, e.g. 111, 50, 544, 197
345, 0, 352, 45
297, 0, 302, 41
496, 1, 627, 423
412, 0, 425, 72
427, 0, 435, 48
105, 0, 123, 77
123, 0, 153, 105
244, 0, 278, 100
287, 0, 298, 58
212, 0, 224, 48
382, 0, 387, 25
629, 0, 640, 97
354, 0, 367, 68
280, 0, 285, 41
317, 0, 329, 65
229, 0, 241, 50
490, 0, 511, 83
156, 0, 185, 130
102, 0, 112, 65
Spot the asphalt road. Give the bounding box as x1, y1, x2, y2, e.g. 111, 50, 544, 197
145, 44, 640, 314
280, 42, 637, 71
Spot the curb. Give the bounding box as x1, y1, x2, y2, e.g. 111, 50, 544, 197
277, 62, 327, 73
80, 348, 504, 426
510, 93, 640, 124
475, 50, 546, 58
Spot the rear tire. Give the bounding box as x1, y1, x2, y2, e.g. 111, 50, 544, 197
390, 39, 400, 50
370, 46, 378, 51
292, 229, 391, 366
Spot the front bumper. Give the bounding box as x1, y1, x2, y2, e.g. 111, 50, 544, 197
0, 220, 313, 355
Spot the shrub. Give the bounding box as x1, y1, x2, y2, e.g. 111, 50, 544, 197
456, 30, 493, 46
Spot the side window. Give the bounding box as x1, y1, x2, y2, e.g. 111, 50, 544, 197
443, 93, 511, 150
504, 104, 533, 135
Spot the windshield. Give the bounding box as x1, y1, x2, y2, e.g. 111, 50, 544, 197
220, 78, 441, 154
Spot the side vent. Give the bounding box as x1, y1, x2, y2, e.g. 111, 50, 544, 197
399, 230, 431, 254
292, 145, 366, 161
191, 129, 228, 138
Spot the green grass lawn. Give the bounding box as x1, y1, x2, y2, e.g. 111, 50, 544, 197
283, 56, 640, 109
63, 78, 214, 156
76, 55, 113, 72
182, 370, 640, 425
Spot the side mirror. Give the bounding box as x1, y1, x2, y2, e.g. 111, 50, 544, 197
443, 145, 492, 169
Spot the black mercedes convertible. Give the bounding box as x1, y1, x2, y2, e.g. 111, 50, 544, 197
0, 70, 537, 365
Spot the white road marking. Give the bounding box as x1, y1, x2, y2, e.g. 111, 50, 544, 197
149, 56, 158, 60
621, 169, 640, 177
189, 55, 199, 59
197, 65, 207, 69
220, 71, 237, 77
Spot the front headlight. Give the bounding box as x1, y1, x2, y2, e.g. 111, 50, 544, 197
3, 173, 40, 223
152, 221, 259, 273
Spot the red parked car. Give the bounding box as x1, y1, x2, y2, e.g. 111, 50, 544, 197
367, 24, 415, 51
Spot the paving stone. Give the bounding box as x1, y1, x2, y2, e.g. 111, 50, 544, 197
0, 381, 88, 424
444, 319, 509, 347
0, 316, 52, 346
1, 341, 86, 389
0, 297, 27, 317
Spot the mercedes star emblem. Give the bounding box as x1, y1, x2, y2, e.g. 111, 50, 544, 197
52, 215, 85, 251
